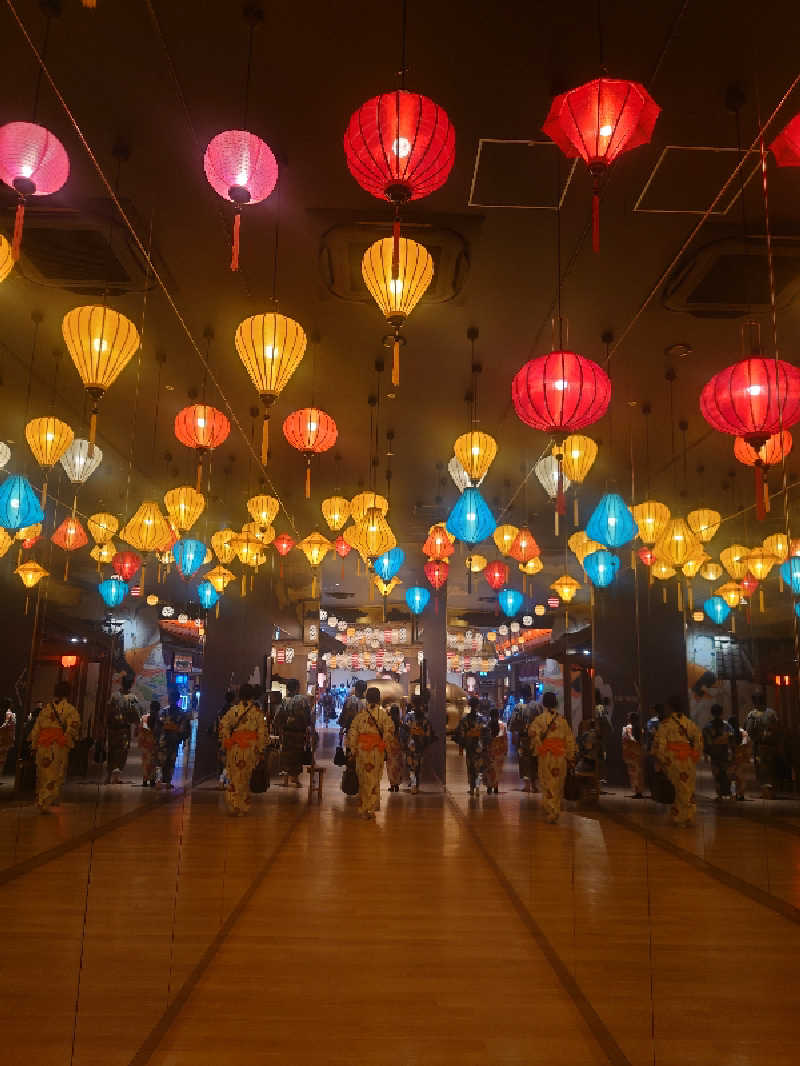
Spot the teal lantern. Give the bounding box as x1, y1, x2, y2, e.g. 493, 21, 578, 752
584, 549, 620, 587
98, 575, 128, 608
586, 493, 638, 548
446, 487, 496, 545
0, 474, 44, 530
406, 586, 430, 614
173, 537, 205, 577
704, 595, 731, 625
780, 557, 800, 594
197, 580, 219, 609
498, 586, 524, 617
375, 547, 404, 581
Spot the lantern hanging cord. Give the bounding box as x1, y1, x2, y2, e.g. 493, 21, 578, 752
3, 0, 297, 533
271, 180, 281, 304
555, 153, 563, 346
399, 0, 408, 89
123, 211, 152, 520
241, 8, 259, 131
31, 9, 52, 123
23, 313, 41, 438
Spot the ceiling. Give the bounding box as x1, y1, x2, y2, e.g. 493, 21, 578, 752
3, 0, 800, 624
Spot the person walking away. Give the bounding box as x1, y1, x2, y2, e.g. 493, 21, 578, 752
484, 707, 507, 794
729, 715, 752, 800
745, 691, 781, 797
348, 686, 394, 819
510, 685, 538, 792
652, 695, 703, 826
621, 711, 645, 798
404, 696, 433, 793
644, 704, 666, 795
105, 676, 141, 783
340, 680, 366, 742
0, 703, 15, 780
273, 679, 310, 787
529, 692, 576, 822
452, 697, 485, 796
385, 704, 405, 792
158, 691, 188, 789
30, 681, 80, 812
138, 700, 160, 786
219, 684, 267, 815
703, 704, 733, 801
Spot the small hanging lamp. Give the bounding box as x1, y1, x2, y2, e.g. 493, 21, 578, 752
509, 527, 540, 565
112, 550, 141, 583
174, 404, 230, 489
247, 494, 280, 529
204, 130, 278, 270
374, 547, 404, 582
121, 501, 172, 553
406, 586, 430, 614
321, 495, 350, 532
164, 486, 205, 533
0, 475, 44, 530
206, 566, 235, 594
493, 524, 519, 557
453, 431, 497, 485
687, 508, 721, 543
422, 524, 455, 561
98, 575, 127, 608
0, 122, 69, 260
484, 559, 509, 591
51, 515, 87, 554
282, 407, 338, 499
446, 487, 496, 546
173, 538, 206, 578
498, 587, 524, 618
631, 501, 670, 545
550, 575, 581, 602
699, 561, 724, 582
653, 518, 703, 571
25, 416, 73, 506
720, 544, 749, 581
211, 528, 239, 565
704, 595, 731, 625
586, 493, 638, 548
584, 549, 619, 588
197, 580, 220, 610
16, 560, 49, 589
60, 438, 102, 486
558, 434, 597, 525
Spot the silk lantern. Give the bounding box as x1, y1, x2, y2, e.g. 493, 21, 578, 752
373, 575, 401, 598
558, 434, 597, 524
197, 580, 219, 610
687, 508, 721, 543
242, 521, 274, 545
704, 596, 731, 625
699, 561, 724, 582
51, 516, 87, 554
298, 532, 332, 598
0, 529, 12, 559
448, 455, 473, 492
16, 560, 48, 589
632, 501, 670, 545
90, 542, 115, 567
535, 453, 571, 533
374, 547, 404, 582
88, 512, 118, 545
282, 407, 338, 498
734, 430, 792, 518
466, 554, 487, 573
172, 538, 205, 578
717, 582, 743, 609
780, 557, 800, 594
744, 550, 777, 581
770, 113, 800, 165
121, 502, 171, 553
446, 487, 496, 545
174, 404, 230, 489
586, 493, 638, 548
206, 565, 235, 594
112, 550, 141, 582
98, 575, 127, 607
584, 549, 619, 588
273, 532, 295, 575
60, 438, 102, 485
211, 529, 238, 565
204, 130, 278, 270
493, 524, 519, 557
351, 492, 390, 523
518, 558, 543, 576
0, 236, 13, 283
720, 545, 749, 581
512, 350, 611, 433
246, 494, 279, 530
509, 527, 540, 564
762, 533, 789, 562
0, 475, 44, 530
0, 122, 69, 260
498, 587, 524, 618
637, 546, 655, 566
321, 496, 350, 532
424, 560, 448, 589
0, 441, 10, 471
25, 416, 74, 505
653, 518, 702, 571
551, 575, 580, 602
453, 431, 497, 484
164, 486, 205, 532
651, 560, 676, 581
484, 560, 509, 592
423, 524, 455, 561
406, 586, 430, 614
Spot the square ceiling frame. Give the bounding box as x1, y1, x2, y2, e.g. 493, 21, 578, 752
468, 139, 578, 210
633, 145, 762, 216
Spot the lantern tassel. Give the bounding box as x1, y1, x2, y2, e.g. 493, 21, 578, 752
556, 462, 566, 516
435, 590, 439, 616
759, 588, 765, 613
261, 416, 269, 466
764, 474, 771, 514
196, 458, 203, 492
688, 586, 694, 612
64, 558, 69, 582
241, 573, 246, 597
677, 583, 683, 612
88, 404, 97, 455
305, 462, 311, 500
467, 567, 472, 595
12, 200, 25, 261
392, 337, 400, 388
592, 189, 600, 253
573, 496, 579, 528
215, 601, 220, 619
231, 210, 241, 272
755, 465, 765, 521
40, 477, 47, 509
662, 586, 667, 605
554, 510, 559, 537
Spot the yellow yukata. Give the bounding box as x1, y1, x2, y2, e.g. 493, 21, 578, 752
528, 710, 576, 822
348, 705, 395, 816
30, 699, 80, 811
219, 700, 266, 814
138, 724, 157, 782
653, 713, 703, 826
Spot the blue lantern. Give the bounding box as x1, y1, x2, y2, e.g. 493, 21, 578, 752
375, 547, 404, 582
0, 474, 44, 530
406, 586, 430, 614
780, 557, 800, 594
173, 538, 205, 577
197, 580, 219, 609
584, 549, 620, 588
498, 587, 524, 617
99, 576, 128, 608
446, 487, 496, 545
704, 595, 731, 625
795, 603, 800, 621
585, 493, 638, 548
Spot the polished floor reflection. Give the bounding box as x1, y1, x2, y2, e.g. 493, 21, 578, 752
2, 744, 800, 1066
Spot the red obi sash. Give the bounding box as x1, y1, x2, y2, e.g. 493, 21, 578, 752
538, 737, 566, 757
358, 733, 385, 753
667, 740, 700, 763
36, 727, 67, 748
224, 730, 258, 750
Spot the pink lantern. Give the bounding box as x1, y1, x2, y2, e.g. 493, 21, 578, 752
0, 122, 69, 260
203, 130, 278, 271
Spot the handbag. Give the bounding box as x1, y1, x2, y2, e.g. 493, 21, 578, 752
250, 758, 269, 793
563, 768, 582, 802
652, 769, 676, 805
340, 762, 359, 796
333, 745, 346, 767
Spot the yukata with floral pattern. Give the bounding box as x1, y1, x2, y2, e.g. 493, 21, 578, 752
348, 699, 395, 816
404, 706, 433, 792
219, 690, 266, 814
30, 687, 80, 811
528, 700, 576, 822
652, 709, 703, 826
385, 706, 406, 790
452, 704, 485, 795
483, 712, 508, 793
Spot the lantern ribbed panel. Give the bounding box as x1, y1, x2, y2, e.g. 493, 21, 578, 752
247, 494, 280, 527
174, 404, 230, 451
586, 493, 638, 548
51, 516, 88, 552
493, 524, 519, 556
534, 454, 571, 498
704, 596, 731, 624
343, 91, 455, 202
542, 79, 660, 167
203, 130, 278, 204
687, 508, 721, 543
453, 430, 497, 483
744, 549, 778, 580
0, 475, 43, 530
60, 438, 102, 483
121, 501, 171, 552
173, 538, 206, 576
298, 532, 332, 568
274, 532, 295, 556
234, 313, 307, 402
720, 545, 749, 580
424, 560, 449, 589
484, 560, 509, 590
584, 549, 619, 587
770, 114, 800, 166
334, 533, 351, 558
197, 581, 219, 609
559, 434, 597, 483
512, 350, 611, 432
164, 486, 205, 531
551, 575, 581, 602
466, 553, 487, 573
206, 565, 235, 593
211, 529, 238, 564
90, 541, 116, 564
361, 237, 433, 324
350, 492, 389, 523
25, 416, 74, 468
282, 407, 338, 454
700, 561, 724, 582
446, 487, 496, 545
98, 575, 127, 607
422, 524, 455, 560
498, 587, 524, 617
631, 500, 670, 545
375, 547, 404, 581
519, 557, 544, 576
448, 455, 473, 491
734, 430, 792, 466
509, 527, 540, 563
0, 122, 69, 195
762, 533, 789, 561
0, 529, 12, 558
16, 561, 48, 588
653, 517, 703, 569
112, 550, 141, 581
62, 305, 140, 395
321, 496, 350, 531
0, 236, 13, 283
406, 586, 430, 614
88, 512, 118, 544
700, 358, 800, 441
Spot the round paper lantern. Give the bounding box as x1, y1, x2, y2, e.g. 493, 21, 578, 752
282, 407, 338, 498
559, 434, 598, 483
25, 416, 74, 503
406, 586, 430, 614
466, 553, 487, 573
172, 538, 205, 578
423, 524, 455, 561
274, 532, 295, 557
204, 130, 278, 270
197, 580, 219, 609
121, 501, 172, 552
542, 78, 660, 250
519, 558, 544, 576
484, 560, 509, 591
687, 508, 721, 543
174, 404, 230, 487
453, 431, 497, 484
424, 560, 449, 589
744, 549, 777, 581
0, 122, 69, 259
653, 518, 703, 571
62, 306, 140, 448
206, 565, 235, 593
16, 560, 48, 589
780, 557, 800, 594
112, 550, 141, 582
762, 533, 789, 562
493, 524, 519, 557
164, 486, 205, 532
235, 312, 307, 463
60, 438, 102, 484
98, 575, 127, 607
720, 545, 749, 581
586, 493, 638, 548
699, 561, 724, 582
717, 582, 743, 608
146, 594, 159, 606
512, 350, 611, 434
584, 549, 619, 588
498, 587, 524, 618
446, 487, 496, 545
0, 475, 44, 530
704, 596, 730, 625
88, 512, 118, 544
632, 501, 670, 545
51, 516, 88, 552
550, 575, 580, 602
321, 496, 350, 532
509, 527, 540, 564
0, 235, 13, 284
374, 547, 404, 582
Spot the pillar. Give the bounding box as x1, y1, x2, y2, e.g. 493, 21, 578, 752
421, 588, 447, 785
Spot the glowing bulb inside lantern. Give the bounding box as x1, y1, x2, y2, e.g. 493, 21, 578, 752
471, 445, 481, 456
235, 170, 249, 186
747, 385, 762, 396
264, 345, 279, 359
599, 124, 613, 137
571, 449, 581, 459
45, 432, 54, 442
466, 512, 476, 522
553, 379, 567, 391
392, 137, 411, 158
20, 164, 33, 178
197, 416, 206, 428
10, 498, 19, 509
308, 421, 318, 432
92, 337, 109, 353
674, 533, 684, 541
389, 279, 403, 295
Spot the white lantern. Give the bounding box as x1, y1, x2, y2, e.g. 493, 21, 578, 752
0, 441, 10, 470
448, 454, 472, 492
60, 438, 103, 484
337, 620, 347, 632
319, 608, 328, 621
534, 454, 571, 499
522, 614, 533, 626
327, 615, 338, 628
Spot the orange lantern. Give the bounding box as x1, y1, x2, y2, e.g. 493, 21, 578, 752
423, 524, 455, 561
174, 404, 230, 489
509, 527, 540, 564
282, 407, 338, 498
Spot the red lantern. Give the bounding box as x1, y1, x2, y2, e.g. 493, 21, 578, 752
484, 559, 509, 591
0, 122, 70, 260
512, 350, 611, 435
542, 78, 660, 251
547, 596, 560, 609
637, 546, 655, 566
509, 528, 540, 564
741, 573, 759, 597
770, 114, 800, 166
61, 655, 77, 668
335, 532, 351, 578
174, 404, 231, 489
282, 408, 338, 499
51, 516, 88, 552
273, 532, 295, 578
113, 550, 141, 582
424, 560, 449, 589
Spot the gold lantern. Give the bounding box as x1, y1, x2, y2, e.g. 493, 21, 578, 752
518, 558, 543, 576
236, 537, 262, 568
653, 518, 703, 570
744, 549, 778, 581
0, 234, 14, 284
234, 312, 307, 463
559, 435, 598, 524
247, 494, 280, 528
321, 496, 350, 532
373, 574, 401, 597
692, 610, 705, 622
0, 529, 12, 559
687, 508, 721, 543
345, 508, 396, 561
212, 529, 238, 565
762, 533, 789, 562
206, 565, 235, 593
632, 500, 670, 545
568, 532, 604, 567
88, 512, 118, 544
90, 541, 116, 566
682, 553, 710, 579
16, 560, 48, 588
25, 416, 74, 505
121, 501, 172, 552
466, 554, 487, 573
242, 521, 275, 545
16, 523, 42, 543
62, 305, 141, 448
717, 582, 742, 608
298, 532, 332, 597
453, 431, 497, 484
493, 524, 519, 556
164, 486, 205, 532
651, 560, 676, 581
146, 594, 159, 606
350, 492, 389, 523
720, 545, 749, 581
361, 236, 434, 386
534, 604, 546, 616
700, 561, 724, 582
550, 575, 581, 602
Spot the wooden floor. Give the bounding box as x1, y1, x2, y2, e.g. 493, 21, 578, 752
2, 740, 800, 1066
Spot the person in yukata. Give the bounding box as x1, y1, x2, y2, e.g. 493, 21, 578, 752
509, 685, 539, 792
745, 691, 781, 797
105, 675, 141, 783
621, 710, 645, 798
385, 704, 406, 792
483, 706, 508, 794
728, 715, 752, 800
348, 686, 394, 819
219, 684, 267, 815
273, 679, 311, 788
653, 695, 703, 827
529, 691, 576, 823
452, 697, 485, 796
158, 689, 189, 789
137, 700, 160, 786
703, 703, 733, 801
404, 696, 433, 794
30, 680, 80, 812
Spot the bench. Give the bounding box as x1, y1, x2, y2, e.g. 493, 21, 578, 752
307, 764, 325, 803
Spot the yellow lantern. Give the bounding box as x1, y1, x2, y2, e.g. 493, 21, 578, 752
242, 521, 275, 545
493, 524, 519, 556
373, 575, 401, 597
351, 492, 389, 523
717, 582, 742, 608
16, 523, 42, 542
699, 561, 724, 582
90, 541, 116, 565
298, 532, 332, 597
62, 305, 140, 448
720, 544, 749, 580
692, 610, 705, 622
519, 557, 543, 576
0, 529, 12, 559
361, 236, 434, 386
88, 512, 118, 544
762, 533, 789, 562
25, 416, 74, 505
687, 508, 721, 543
682, 553, 710, 579
559, 435, 598, 483
234, 536, 261, 568
466, 554, 487, 573
651, 560, 676, 581
453, 431, 497, 484
212, 529, 238, 565
121, 501, 172, 552
744, 549, 778, 581
632, 500, 670, 545
16, 560, 48, 588
146, 594, 159, 606
654, 517, 703, 570
0, 234, 13, 284
234, 312, 307, 463
247, 494, 280, 528
550, 575, 581, 602
568, 532, 604, 567
344, 510, 396, 562
321, 496, 350, 532
534, 604, 546, 616
206, 565, 235, 593
164, 486, 205, 532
